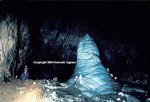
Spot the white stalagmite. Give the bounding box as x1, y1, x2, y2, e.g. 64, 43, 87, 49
68, 34, 116, 97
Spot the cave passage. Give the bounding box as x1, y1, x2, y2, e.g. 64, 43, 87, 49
27, 64, 75, 82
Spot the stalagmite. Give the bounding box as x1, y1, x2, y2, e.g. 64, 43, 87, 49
68, 34, 117, 97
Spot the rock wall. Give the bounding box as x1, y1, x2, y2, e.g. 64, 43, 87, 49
0, 15, 30, 82
39, 23, 83, 61
0, 15, 17, 81
18, 20, 31, 73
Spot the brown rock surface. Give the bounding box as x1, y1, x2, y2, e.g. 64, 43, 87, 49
0, 80, 44, 102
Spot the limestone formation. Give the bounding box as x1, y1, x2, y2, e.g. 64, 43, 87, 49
68, 34, 117, 97
0, 15, 30, 82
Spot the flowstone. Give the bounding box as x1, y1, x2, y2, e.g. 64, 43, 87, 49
68, 34, 117, 97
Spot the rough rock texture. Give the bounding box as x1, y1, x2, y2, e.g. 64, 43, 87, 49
0, 15, 17, 81
0, 15, 30, 82
0, 80, 44, 102
40, 23, 83, 61
68, 34, 117, 97
97, 39, 150, 87
18, 20, 31, 72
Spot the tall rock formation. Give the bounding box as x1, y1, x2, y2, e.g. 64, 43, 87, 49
68, 34, 117, 97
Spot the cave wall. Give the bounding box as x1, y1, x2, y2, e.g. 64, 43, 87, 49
0, 15, 30, 82
39, 23, 84, 61
0, 15, 17, 81
28, 21, 85, 80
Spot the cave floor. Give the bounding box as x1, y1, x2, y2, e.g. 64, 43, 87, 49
0, 79, 149, 102
0, 80, 44, 102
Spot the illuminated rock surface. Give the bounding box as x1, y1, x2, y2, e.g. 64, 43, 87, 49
68, 34, 116, 97
0, 16, 17, 81
0, 15, 30, 82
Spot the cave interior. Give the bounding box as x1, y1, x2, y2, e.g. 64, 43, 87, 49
0, 2, 149, 87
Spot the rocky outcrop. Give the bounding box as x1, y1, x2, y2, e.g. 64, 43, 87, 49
0, 15, 30, 82
0, 15, 17, 81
